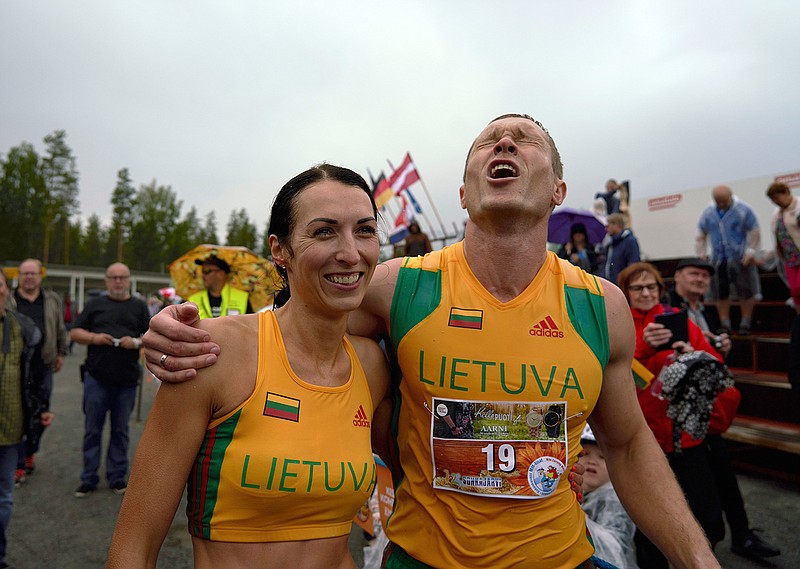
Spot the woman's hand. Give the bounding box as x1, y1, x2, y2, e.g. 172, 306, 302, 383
642, 322, 672, 348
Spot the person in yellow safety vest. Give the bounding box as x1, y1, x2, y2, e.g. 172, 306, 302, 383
188, 255, 252, 319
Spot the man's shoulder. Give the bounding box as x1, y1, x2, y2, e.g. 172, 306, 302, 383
127, 296, 150, 311
82, 295, 106, 310
42, 289, 63, 303
698, 203, 716, 218
663, 288, 686, 309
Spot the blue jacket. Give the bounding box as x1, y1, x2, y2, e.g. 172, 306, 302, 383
601, 229, 640, 284
697, 197, 759, 262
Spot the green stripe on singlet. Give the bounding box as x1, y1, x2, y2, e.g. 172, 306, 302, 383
564, 278, 610, 368
390, 261, 442, 352
188, 409, 242, 539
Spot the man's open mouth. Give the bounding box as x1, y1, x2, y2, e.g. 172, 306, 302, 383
490, 163, 518, 179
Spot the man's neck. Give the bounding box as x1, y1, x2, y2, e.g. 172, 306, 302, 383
462, 223, 549, 303
17, 287, 41, 302
108, 293, 131, 301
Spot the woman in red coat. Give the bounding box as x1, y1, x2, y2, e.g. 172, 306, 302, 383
617, 262, 726, 568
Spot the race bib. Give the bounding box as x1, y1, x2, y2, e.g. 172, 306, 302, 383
429, 398, 569, 499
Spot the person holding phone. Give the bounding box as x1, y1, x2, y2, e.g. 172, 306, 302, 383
617, 262, 739, 568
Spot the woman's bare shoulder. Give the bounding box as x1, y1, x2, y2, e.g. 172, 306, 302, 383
197, 314, 261, 416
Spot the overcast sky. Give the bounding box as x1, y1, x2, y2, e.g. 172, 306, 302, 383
2, 1, 798, 242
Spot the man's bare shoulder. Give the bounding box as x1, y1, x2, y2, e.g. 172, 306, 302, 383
363, 259, 403, 312
348, 258, 403, 340
597, 278, 630, 321
596, 277, 635, 360
370, 258, 403, 292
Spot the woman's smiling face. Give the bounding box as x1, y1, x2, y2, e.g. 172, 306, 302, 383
627, 273, 661, 312
273, 180, 379, 315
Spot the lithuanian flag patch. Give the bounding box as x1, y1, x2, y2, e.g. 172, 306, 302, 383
448, 307, 483, 330
632, 358, 655, 390
263, 392, 300, 421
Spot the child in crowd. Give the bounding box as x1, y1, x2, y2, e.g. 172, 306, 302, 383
580, 425, 640, 569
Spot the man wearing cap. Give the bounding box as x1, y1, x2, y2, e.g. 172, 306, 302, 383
188, 255, 251, 319
665, 258, 781, 560
664, 258, 731, 357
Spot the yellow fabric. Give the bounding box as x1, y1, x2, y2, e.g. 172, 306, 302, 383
189, 283, 249, 319
186, 310, 377, 542
387, 244, 605, 568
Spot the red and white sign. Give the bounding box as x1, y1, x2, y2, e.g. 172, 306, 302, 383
774, 172, 800, 188
647, 194, 683, 211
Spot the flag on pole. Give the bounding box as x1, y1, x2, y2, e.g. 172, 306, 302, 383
370, 171, 394, 210
389, 194, 415, 244
388, 153, 420, 194
372, 172, 394, 209
401, 187, 423, 214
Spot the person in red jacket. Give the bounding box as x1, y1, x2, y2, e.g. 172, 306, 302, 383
618, 262, 728, 569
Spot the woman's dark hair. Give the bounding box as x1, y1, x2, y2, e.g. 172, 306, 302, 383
570, 223, 588, 242
268, 164, 377, 308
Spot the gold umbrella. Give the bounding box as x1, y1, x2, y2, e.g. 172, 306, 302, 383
168, 244, 280, 311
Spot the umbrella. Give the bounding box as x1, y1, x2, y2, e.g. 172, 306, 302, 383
547, 207, 607, 245
168, 244, 280, 312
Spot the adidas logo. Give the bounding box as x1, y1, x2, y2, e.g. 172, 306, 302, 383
353, 405, 371, 428
529, 315, 564, 338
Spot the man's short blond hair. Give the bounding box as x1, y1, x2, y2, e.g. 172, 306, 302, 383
607, 213, 626, 227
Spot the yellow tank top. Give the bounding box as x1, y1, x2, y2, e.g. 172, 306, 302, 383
186, 310, 377, 542
386, 243, 609, 568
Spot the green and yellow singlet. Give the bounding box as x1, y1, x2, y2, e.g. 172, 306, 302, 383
386, 243, 609, 568
186, 311, 376, 542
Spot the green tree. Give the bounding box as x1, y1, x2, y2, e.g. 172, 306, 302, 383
225, 208, 258, 250
65, 218, 82, 266
129, 180, 183, 272
41, 130, 80, 263
110, 168, 136, 262
0, 142, 45, 258
171, 206, 202, 258
200, 211, 219, 244
76, 214, 107, 266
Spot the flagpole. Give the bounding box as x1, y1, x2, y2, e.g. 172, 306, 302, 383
407, 152, 449, 240
386, 158, 438, 239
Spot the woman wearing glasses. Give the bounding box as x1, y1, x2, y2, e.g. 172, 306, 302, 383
617, 262, 728, 568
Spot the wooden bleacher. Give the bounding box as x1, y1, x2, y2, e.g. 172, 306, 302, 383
653, 260, 800, 453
